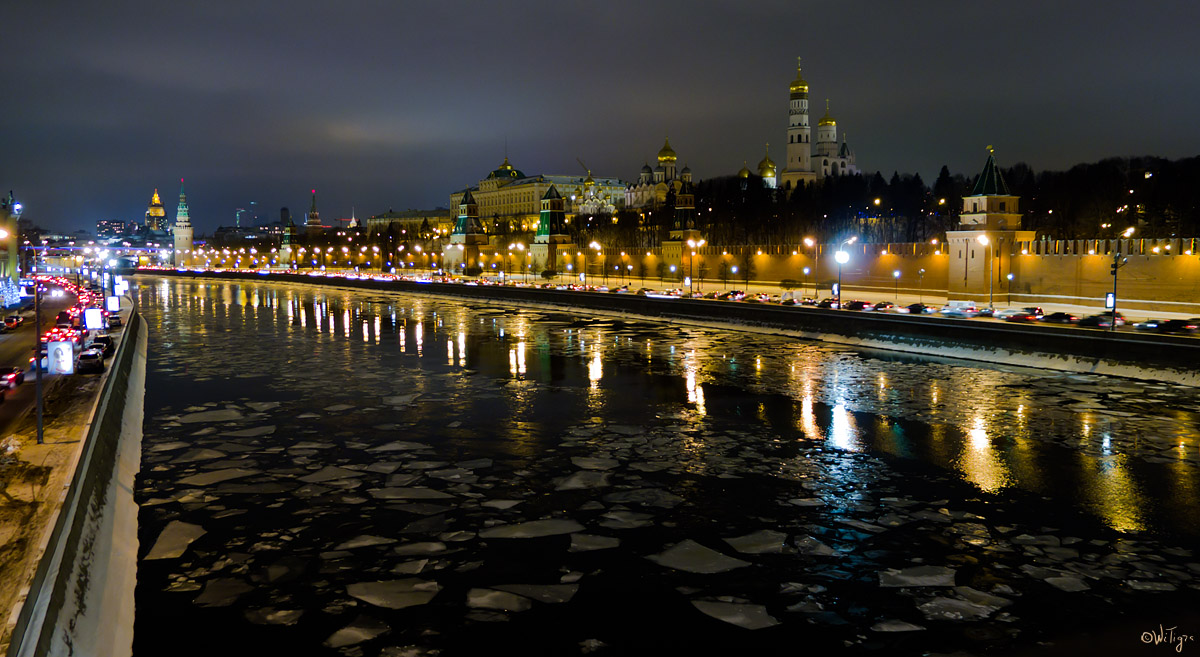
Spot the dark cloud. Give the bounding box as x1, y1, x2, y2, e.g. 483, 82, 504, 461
3, 0, 1198, 233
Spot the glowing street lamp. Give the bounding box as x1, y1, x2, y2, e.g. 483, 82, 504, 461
686, 238, 705, 294
893, 269, 901, 301
834, 236, 856, 307
977, 234, 994, 310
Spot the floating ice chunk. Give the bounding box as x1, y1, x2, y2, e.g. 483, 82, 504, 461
599, 511, 654, 530
481, 499, 523, 510
918, 596, 995, 620
385, 474, 421, 487
346, 579, 441, 609
555, 471, 610, 490
793, 535, 839, 557
173, 448, 228, 463
299, 466, 363, 483
1127, 580, 1176, 591
479, 519, 585, 539
149, 441, 190, 452
178, 468, 260, 486
145, 520, 206, 560
369, 441, 430, 452
724, 530, 788, 554
870, 619, 926, 632
245, 402, 280, 412
954, 586, 1012, 608
337, 535, 397, 550
193, 578, 253, 607
393, 542, 447, 556
221, 425, 277, 438
1045, 576, 1090, 592
245, 608, 304, 625
457, 458, 493, 469
392, 560, 430, 575
691, 600, 779, 629
879, 566, 956, 588
579, 639, 608, 654
602, 489, 684, 509
838, 519, 885, 533
608, 425, 644, 436
383, 394, 421, 406
570, 534, 620, 552
324, 615, 391, 648
787, 497, 826, 507
630, 462, 671, 473
494, 584, 579, 604
648, 540, 750, 574
369, 487, 455, 500
177, 409, 244, 423
323, 403, 354, 412
296, 412, 320, 419
467, 588, 532, 612
571, 457, 619, 470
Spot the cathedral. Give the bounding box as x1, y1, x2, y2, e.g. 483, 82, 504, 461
778, 58, 859, 191
625, 138, 694, 210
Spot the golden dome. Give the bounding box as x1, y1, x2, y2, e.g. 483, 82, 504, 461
657, 137, 677, 163
789, 56, 809, 94
757, 145, 776, 177
818, 99, 836, 127
151, 189, 162, 205
738, 162, 751, 178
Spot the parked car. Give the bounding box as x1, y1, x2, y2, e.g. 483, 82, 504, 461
1078, 313, 1124, 329
1042, 312, 1080, 324
0, 366, 24, 388
76, 348, 106, 373
4, 315, 23, 329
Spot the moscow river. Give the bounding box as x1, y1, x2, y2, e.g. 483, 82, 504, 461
132, 277, 1200, 656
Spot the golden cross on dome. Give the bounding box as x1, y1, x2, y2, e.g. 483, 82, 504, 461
987, 144, 994, 154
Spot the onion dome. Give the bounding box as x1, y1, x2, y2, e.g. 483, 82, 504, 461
818, 99, 836, 127
641, 162, 653, 174
757, 145, 776, 178
789, 57, 809, 95
680, 164, 691, 176
657, 137, 677, 163
738, 162, 751, 178
584, 171, 595, 187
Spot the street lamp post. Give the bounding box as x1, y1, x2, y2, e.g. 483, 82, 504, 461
893, 269, 901, 302
802, 266, 810, 298
977, 235, 994, 310
918, 268, 926, 304
803, 236, 817, 297
834, 236, 856, 308
1110, 227, 1135, 331
686, 239, 705, 295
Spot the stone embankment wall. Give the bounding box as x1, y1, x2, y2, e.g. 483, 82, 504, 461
6, 312, 146, 657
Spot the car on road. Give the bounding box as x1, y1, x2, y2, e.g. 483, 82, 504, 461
905, 303, 936, 315
5, 315, 24, 329
1042, 312, 1080, 324
0, 367, 25, 388
817, 298, 841, 309
76, 348, 106, 373
1002, 308, 1042, 323
1134, 319, 1199, 334
939, 305, 980, 318
842, 300, 873, 311
107, 313, 123, 328
872, 301, 896, 312
1077, 313, 1125, 328
88, 335, 115, 357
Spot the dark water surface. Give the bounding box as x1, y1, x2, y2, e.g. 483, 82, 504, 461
132, 277, 1200, 656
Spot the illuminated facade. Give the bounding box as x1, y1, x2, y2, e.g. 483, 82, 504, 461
172, 180, 193, 266
145, 189, 167, 232
779, 59, 859, 191
626, 138, 693, 209
449, 158, 625, 237
364, 208, 454, 240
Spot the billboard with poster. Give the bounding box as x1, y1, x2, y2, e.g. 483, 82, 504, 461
84, 308, 105, 330
48, 341, 74, 375
106, 296, 121, 312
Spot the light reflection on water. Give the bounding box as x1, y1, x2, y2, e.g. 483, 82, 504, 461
137, 277, 1200, 537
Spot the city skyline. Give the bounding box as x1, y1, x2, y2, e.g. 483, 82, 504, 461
3, 1, 1198, 234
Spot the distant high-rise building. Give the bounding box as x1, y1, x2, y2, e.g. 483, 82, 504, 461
145, 189, 167, 232
96, 219, 127, 239
173, 179, 193, 266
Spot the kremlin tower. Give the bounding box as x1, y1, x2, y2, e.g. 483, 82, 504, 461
172, 179, 193, 267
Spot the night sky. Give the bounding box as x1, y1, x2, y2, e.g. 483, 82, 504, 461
4, 1, 1198, 234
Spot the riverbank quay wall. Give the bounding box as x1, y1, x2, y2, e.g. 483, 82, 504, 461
141, 270, 1200, 386
5, 312, 146, 657
280, 235, 1200, 314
